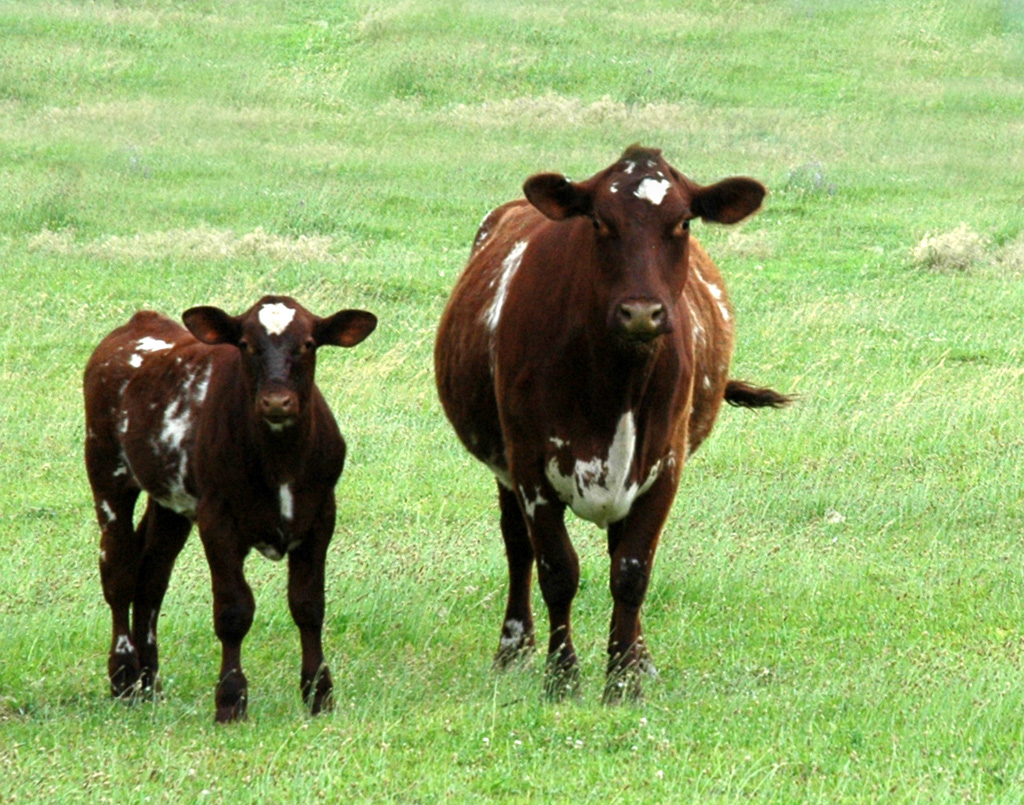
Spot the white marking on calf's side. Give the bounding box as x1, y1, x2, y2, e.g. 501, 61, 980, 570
136, 337, 173, 353
635, 178, 671, 206
258, 303, 296, 336
484, 240, 528, 333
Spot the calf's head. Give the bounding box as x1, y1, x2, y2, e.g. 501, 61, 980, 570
523, 145, 765, 347
182, 296, 377, 430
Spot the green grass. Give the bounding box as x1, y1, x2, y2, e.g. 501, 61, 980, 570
2, 0, 1024, 801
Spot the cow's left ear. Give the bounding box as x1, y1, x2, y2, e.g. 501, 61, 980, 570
523, 173, 593, 221
690, 177, 766, 225
315, 310, 378, 348
182, 306, 242, 345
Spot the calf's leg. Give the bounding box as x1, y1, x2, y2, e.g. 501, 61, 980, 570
132, 500, 192, 694
287, 525, 333, 715
87, 438, 144, 698
200, 525, 254, 723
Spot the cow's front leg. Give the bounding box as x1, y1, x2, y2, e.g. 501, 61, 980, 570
522, 490, 579, 699
494, 482, 535, 667
287, 516, 333, 715
604, 472, 678, 704
200, 524, 254, 723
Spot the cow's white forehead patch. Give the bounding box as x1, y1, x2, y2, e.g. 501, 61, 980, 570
258, 303, 296, 336
635, 178, 672, 206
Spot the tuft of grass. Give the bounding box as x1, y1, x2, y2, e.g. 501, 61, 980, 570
911, 223, 991, 272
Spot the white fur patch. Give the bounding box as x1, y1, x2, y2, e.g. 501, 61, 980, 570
545, 412, 662, 528
518, 485, 548, 521
136, 337, 173, 353
100, 500, 117, 524
258, 302, 296, 336
115, 635, 135, 655
280, 484, 294, 521
500, 619, 526, 651
484, 241, 528, 332
635, 177, 671, 206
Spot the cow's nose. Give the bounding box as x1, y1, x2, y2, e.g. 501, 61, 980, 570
617, 301, 667, 339
260, 392, 296, 423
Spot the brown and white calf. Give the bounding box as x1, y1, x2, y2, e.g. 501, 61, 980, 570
435, 146, 790, 701
84, 296, 376, 722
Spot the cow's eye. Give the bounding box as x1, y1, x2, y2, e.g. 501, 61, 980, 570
671, 218, 691, 238
592, 216, 613, 238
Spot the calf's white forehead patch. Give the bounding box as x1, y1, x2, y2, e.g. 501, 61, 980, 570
258, 302, 296, 336
635, 177, 672, 206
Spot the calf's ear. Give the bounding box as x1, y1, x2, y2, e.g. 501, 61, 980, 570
316, 310, 377, 348
524, 173, 593, 221
691, 177, 766, 225
182, 306, 242, 345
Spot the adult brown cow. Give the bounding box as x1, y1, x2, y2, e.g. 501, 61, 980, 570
435, 146, 790, 701
84, 295, 376, 722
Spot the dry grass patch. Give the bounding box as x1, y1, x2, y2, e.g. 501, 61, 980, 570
27, 225, 339, 263
911, 223, 990, 272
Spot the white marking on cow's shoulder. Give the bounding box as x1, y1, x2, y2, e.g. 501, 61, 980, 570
500, 619, 525, 651
544, 412, 663, 528
609, 182, 619, 194
137, 337, 173, 353
624, 161, 637, 174
258, 302, 296, 336
128, 354, 143, 368
484, 240, 528, 332
635, 177, 672, 206
280, 484, 294, 521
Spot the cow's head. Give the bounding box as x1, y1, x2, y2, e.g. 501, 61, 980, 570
182, 296, 377, 430
523, 145, 765, 348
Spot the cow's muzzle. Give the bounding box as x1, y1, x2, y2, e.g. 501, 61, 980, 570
259, 391, 298, 427
615, 300, 670, 342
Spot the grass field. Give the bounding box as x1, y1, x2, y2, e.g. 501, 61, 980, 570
2, 1, 1024, 801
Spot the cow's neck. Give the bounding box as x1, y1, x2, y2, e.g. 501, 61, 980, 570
248, 414, 315, 486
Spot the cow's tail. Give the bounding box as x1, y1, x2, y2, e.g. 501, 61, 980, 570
724, 380, 794, 409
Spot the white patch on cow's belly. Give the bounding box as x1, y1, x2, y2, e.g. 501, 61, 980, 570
545, 412, 663, 528
483, 240, 528, 332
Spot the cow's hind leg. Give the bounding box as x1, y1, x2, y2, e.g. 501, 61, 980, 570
494, 483, 536, 668
287, 507, 334, 716
132, 500, 192, 696
87, 439, 144, 699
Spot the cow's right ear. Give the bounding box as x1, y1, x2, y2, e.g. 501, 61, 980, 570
182, 306, 242, 345
524, 173, 593, 221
